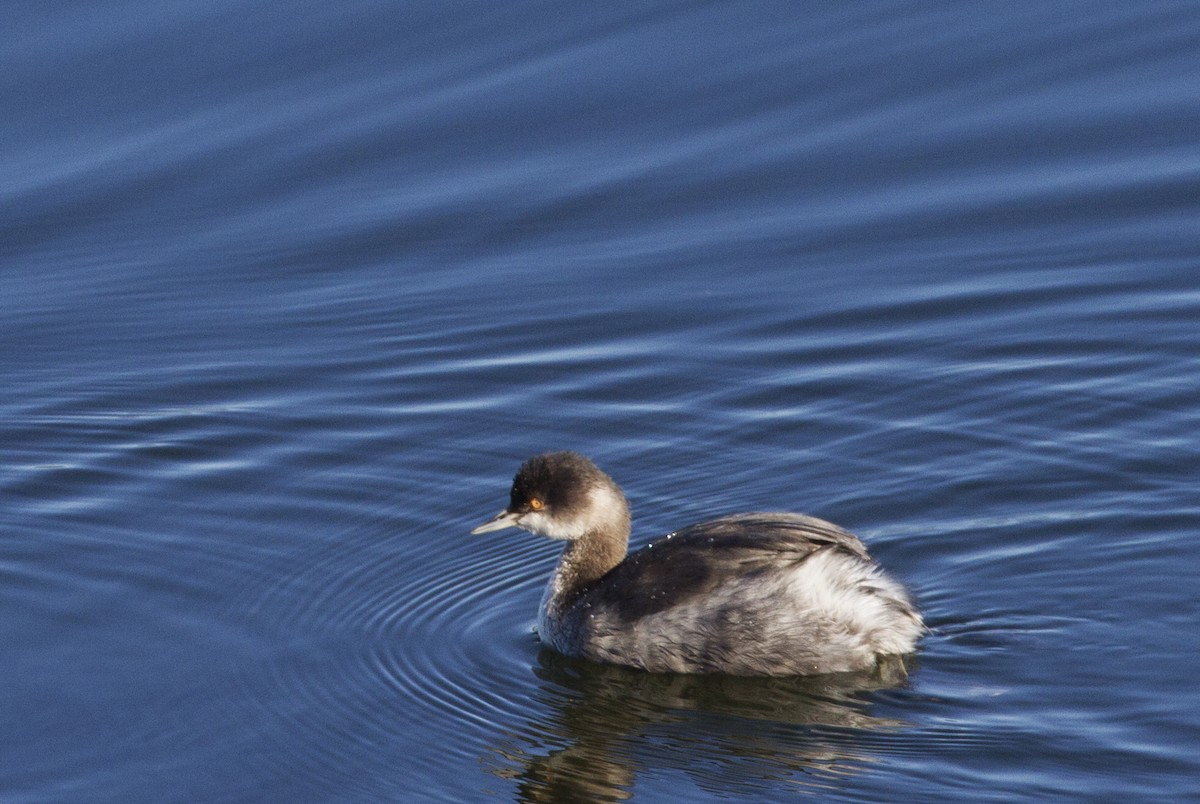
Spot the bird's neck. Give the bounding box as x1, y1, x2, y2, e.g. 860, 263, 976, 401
542, 481, 631, 613
556, 529, 628, 591
537, 528, 626, 653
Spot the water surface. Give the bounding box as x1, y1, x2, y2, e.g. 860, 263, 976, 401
3, 1, 1199, 800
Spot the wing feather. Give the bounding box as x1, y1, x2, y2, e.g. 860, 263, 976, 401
581, 513, 872, 622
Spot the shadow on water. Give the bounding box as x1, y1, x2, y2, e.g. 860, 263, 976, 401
489, 649, 918, 802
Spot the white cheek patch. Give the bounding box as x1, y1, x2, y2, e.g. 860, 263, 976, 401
587, 485, 627, 532
521, 509, 587, 540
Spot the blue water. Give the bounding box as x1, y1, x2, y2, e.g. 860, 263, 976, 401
3, 2, 1199, 800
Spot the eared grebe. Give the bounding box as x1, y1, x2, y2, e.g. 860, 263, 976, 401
471, 452, 922, 676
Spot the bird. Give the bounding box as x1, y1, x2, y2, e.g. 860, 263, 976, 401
471, 451, 922, 676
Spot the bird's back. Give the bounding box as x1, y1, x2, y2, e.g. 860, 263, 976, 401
552, 513, 922, 675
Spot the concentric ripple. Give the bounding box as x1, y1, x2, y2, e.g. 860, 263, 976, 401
223, 506, 557, 799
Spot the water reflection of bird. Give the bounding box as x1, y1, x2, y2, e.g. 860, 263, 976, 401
490, 649, 915, 802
